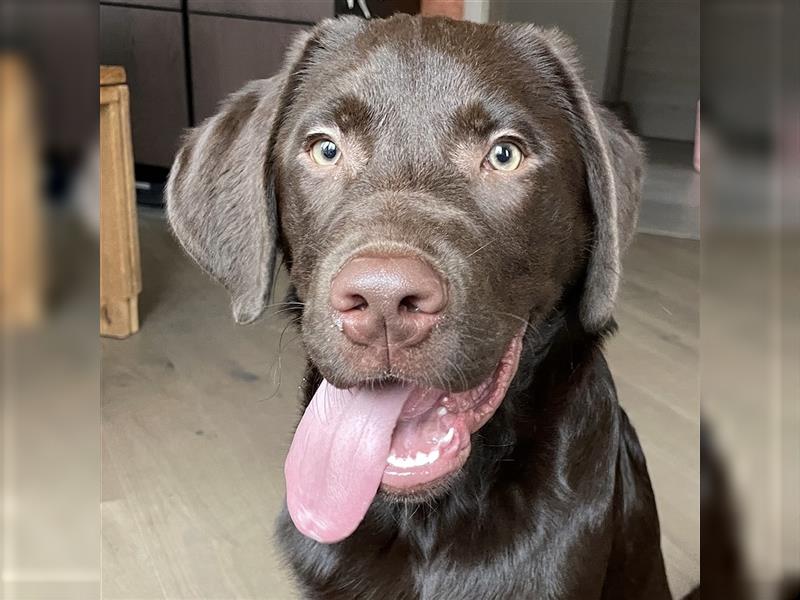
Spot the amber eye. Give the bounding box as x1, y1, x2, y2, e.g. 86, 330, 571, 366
486, 142, 523, 171
310, 139, 341, 165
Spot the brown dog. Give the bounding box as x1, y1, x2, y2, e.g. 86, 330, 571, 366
167, 15, 673, 599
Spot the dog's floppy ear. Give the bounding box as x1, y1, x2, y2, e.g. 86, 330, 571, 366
514, 26, 644, 331
166, 31, 312, 324
573, 99, 643, 331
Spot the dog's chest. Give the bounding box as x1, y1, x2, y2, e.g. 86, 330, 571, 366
287, 526, 547, 600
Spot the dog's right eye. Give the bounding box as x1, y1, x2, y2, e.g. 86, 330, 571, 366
485, 142, 523, 171
310, 139, 341, 166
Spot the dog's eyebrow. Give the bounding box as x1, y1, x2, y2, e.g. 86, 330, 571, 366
302, 95, 374, 138
450, 100, 548, 156
451, 101, 499, 139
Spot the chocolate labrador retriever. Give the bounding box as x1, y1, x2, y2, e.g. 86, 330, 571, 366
167, 15, 675, 599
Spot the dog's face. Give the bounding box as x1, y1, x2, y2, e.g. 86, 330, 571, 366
167, 15, 642, 544
274, 18, 589, 391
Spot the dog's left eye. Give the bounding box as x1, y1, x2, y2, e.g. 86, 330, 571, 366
310, 139, 341, 166
486, 142, 523, 171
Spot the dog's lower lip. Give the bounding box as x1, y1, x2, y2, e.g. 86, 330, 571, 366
379, 459, 466, 497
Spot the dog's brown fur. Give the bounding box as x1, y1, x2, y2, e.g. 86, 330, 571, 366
167, 15, 673, 600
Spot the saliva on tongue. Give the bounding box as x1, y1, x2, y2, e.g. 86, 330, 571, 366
284, 379, 413, 543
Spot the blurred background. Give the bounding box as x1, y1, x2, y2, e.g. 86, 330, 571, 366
0, 0, 796, 599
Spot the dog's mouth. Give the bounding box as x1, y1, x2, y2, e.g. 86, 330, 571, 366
284, 329, 525, 544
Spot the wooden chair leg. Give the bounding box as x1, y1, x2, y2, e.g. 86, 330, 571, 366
100, 70, 141, 338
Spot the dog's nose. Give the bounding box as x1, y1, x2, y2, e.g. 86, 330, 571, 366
330, 256, 447, 348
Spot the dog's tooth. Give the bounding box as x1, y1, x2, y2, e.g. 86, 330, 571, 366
388, 453, 412, 468
440, 427, 455, 445
389, 448, 448, 469
389, 454, 405, 468
437, 406, 447, 417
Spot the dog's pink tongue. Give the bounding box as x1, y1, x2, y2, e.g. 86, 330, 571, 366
284, 379, 411, 544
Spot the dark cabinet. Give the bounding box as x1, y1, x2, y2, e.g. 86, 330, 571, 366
190, 15, 307, 122
101, 0, 182, 9
100, 0, 419, 170
100, 4, 190, 167
188, 0, 334, 22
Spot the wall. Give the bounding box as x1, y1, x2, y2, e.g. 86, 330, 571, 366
620, 0, 700, 141
490, 0, 630, 103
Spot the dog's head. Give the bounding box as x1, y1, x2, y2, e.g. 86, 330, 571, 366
167, 15, 642, 543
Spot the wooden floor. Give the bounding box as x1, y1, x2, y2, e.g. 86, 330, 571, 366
101, 210, 700, 599
638, 139, 700, 240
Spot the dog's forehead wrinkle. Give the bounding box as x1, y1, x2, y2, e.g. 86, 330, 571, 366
322, 45, 482, 142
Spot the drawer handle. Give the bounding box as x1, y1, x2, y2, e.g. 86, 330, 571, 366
346, 0, 372, 19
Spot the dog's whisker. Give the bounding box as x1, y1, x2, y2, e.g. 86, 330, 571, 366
464, 239, 495, 259
496, 311, 534, 330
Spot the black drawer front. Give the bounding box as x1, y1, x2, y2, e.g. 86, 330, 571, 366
190, 14, 308, 122
188, 1, 333, 23
100, 4, 190, 167
101, 0, 182, 10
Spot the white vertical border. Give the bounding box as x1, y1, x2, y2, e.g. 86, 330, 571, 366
463, 0, 490, 24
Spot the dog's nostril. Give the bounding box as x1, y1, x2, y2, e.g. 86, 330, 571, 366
348, 294, 369, 311
399, 296, 422, 313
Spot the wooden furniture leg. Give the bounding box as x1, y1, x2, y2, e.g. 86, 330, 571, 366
100, 66, 141, 338
0, 55, 43, 329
